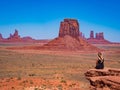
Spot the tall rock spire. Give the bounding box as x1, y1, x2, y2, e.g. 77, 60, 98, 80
90, 31, 94, 39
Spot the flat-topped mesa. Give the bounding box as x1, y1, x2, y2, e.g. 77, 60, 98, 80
59, 19, 80, 39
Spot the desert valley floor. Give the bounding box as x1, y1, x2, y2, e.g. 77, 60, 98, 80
0, 43, 120, 90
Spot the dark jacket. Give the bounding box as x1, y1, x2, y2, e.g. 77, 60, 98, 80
95, 58, 104, 69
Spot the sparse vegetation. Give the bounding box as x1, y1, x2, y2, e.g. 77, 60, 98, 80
30, 80, 34, 84
60, 79, 66, 83
17, 77, 21, 80
29, 73, 36, 76
11, 86, 15, 90
0, 44, 120, 90
34, 88, 39, 90
57, 84, 63, 90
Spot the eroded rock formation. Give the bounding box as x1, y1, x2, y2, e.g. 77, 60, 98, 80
0, 33, 3, 40
85, 68, 120, 90
59, 19, 79, 38
8, 29, 21, 40
90, 31, 94, 39
95, 32, 104, 40
41, 19, 99, 51
87, 31, 111, 44
79, 32, 85, 39
0, 30, 41, 43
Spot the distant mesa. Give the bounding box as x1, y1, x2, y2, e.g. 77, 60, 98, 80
0, 19, 117, 48
0, 33, 3, 40
0, 30, 36, 42
22, 36, 35, 41
41, 19, 99, 51
87, 30, 111, 44
8, 29, 21, 41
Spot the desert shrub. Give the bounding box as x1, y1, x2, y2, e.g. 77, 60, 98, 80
11, 86, 15, 89
30, 80, 34, 84
22, 80, 28, 83
34, 88, 39, 90
41, 84, 46, 89
71, 83, 76, 87
69, 84, 72, 87
17, 77, 21, 80
57, 84, 63, 90
29, 73, 36, 76
10, 77, 13, 79
31, 63, 35, 67
60, 80, 66, 83
6, 78, 10, 82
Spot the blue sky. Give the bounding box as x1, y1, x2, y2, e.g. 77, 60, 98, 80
0, 0, 120, 42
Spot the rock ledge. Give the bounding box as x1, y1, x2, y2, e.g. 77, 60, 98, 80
85, 68, 120, 90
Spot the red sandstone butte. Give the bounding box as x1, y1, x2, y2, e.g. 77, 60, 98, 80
41, 19, 100, 51
59, 19, 80, 38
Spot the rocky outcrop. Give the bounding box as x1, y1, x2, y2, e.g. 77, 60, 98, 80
8, 29, 21, 40
8, 29, 20, 40
59, 19, 80, 39
87, 31, 111, 44
85, 68, 120, 90
0, 30, 39, 43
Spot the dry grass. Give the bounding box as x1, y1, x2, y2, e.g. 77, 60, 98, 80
0, 43, 120, 90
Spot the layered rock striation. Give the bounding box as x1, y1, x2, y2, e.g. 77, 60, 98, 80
85, 68, 120, 90
59, 19, 79, 38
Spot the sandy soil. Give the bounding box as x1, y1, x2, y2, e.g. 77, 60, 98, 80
0, 43, 120, 90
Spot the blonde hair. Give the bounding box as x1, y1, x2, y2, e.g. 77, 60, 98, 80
98, 52, 103, 60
